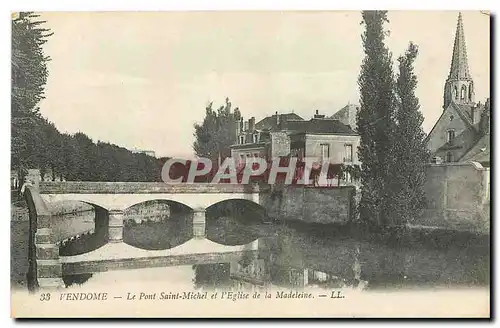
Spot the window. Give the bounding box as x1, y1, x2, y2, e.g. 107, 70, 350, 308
446, 152, 453, 162
320, 144, 329, 161
469, 84, 473, 101
239, 135, 245, 144
454, 86, 458, 100
461, 85, 466, 100
344, 144, 353, 162
252, 133, 259, 144
447, 130, 455, 143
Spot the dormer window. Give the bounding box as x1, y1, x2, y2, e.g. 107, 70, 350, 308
454, 86, 458, 100
461, 85, 466, 100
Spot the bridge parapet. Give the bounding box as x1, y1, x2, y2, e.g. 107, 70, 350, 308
39, 182, 261, 194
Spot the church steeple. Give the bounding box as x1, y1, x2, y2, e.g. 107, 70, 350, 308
443, 12, 475, 109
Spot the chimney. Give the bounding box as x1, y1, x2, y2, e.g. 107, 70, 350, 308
244, 120, 249, 132
249, 117, 255, 132
314, 110, 325, 119
279, 114, 285, 130
276, 111, 280, 125
235, 119, 241, 136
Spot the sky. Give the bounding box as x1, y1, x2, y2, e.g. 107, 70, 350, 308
37, 11, 490, 159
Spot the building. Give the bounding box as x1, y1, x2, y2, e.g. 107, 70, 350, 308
230, 112, 304, 161
425, 13, 490, 167
230, 110, 359, 166
287, 111, 360, 164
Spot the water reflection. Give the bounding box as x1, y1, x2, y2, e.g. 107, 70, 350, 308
61, 216, 490, 291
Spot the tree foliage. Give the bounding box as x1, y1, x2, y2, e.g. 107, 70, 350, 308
11, 12, 53, 177
11, 13, 166, 185
388, 42, 429, 225
356, 11, 397, 227
193, 97, 241, 161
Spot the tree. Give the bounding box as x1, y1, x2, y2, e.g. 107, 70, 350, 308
388, 42, 429, 226
193, 97, 241, 162
479, 98, 490, 136
11, 12, 52, 184
356, 11, 397, 228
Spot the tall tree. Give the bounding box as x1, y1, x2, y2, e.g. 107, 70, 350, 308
388, 43, 429, 226
356, 11, 397, 228
193, 97, 241, 161
11, 12, 52, 183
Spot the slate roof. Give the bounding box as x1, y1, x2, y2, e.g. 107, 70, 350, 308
452, 102, 475, 128
459, 132, 490, 164
285, 118, 357, 135
436, 123, 478, 153
255, 113, 304, 131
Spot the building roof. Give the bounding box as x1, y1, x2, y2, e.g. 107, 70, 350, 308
435, 123, 478, 154
459, 132, 490, 164
448, 12, 472, 81
255, 113, 304, 131
330, 104, 359, 118
452, 102, 475, 127
285, 118, 357, 135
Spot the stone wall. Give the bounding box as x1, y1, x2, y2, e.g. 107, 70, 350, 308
417, 162, 490, 233
261, 185, 355, 224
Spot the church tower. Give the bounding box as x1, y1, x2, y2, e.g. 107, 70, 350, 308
443, 12, 475, 109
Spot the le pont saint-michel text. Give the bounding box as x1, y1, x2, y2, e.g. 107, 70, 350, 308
124, 290, 315, 301
55, 290, 345, 301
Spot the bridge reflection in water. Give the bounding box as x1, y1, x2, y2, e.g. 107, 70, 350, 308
61, 217, 490, 291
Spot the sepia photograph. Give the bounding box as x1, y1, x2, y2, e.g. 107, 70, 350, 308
10, 9, 490, 318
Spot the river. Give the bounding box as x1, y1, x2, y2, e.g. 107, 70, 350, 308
58, 211, 490, 292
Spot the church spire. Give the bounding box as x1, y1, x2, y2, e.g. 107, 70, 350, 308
448, 12, 471, 80
443, 12, 475, 109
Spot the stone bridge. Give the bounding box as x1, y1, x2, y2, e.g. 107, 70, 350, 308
24, 182, 264, 291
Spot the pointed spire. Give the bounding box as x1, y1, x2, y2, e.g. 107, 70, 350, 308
448, 12, 471, 80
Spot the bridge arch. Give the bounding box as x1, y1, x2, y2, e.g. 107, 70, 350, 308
122, 199, 194, 250
204, 198, 268, 246
123, 198, 194, 213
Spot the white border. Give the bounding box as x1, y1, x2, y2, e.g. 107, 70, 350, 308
2, 0, 498, 326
